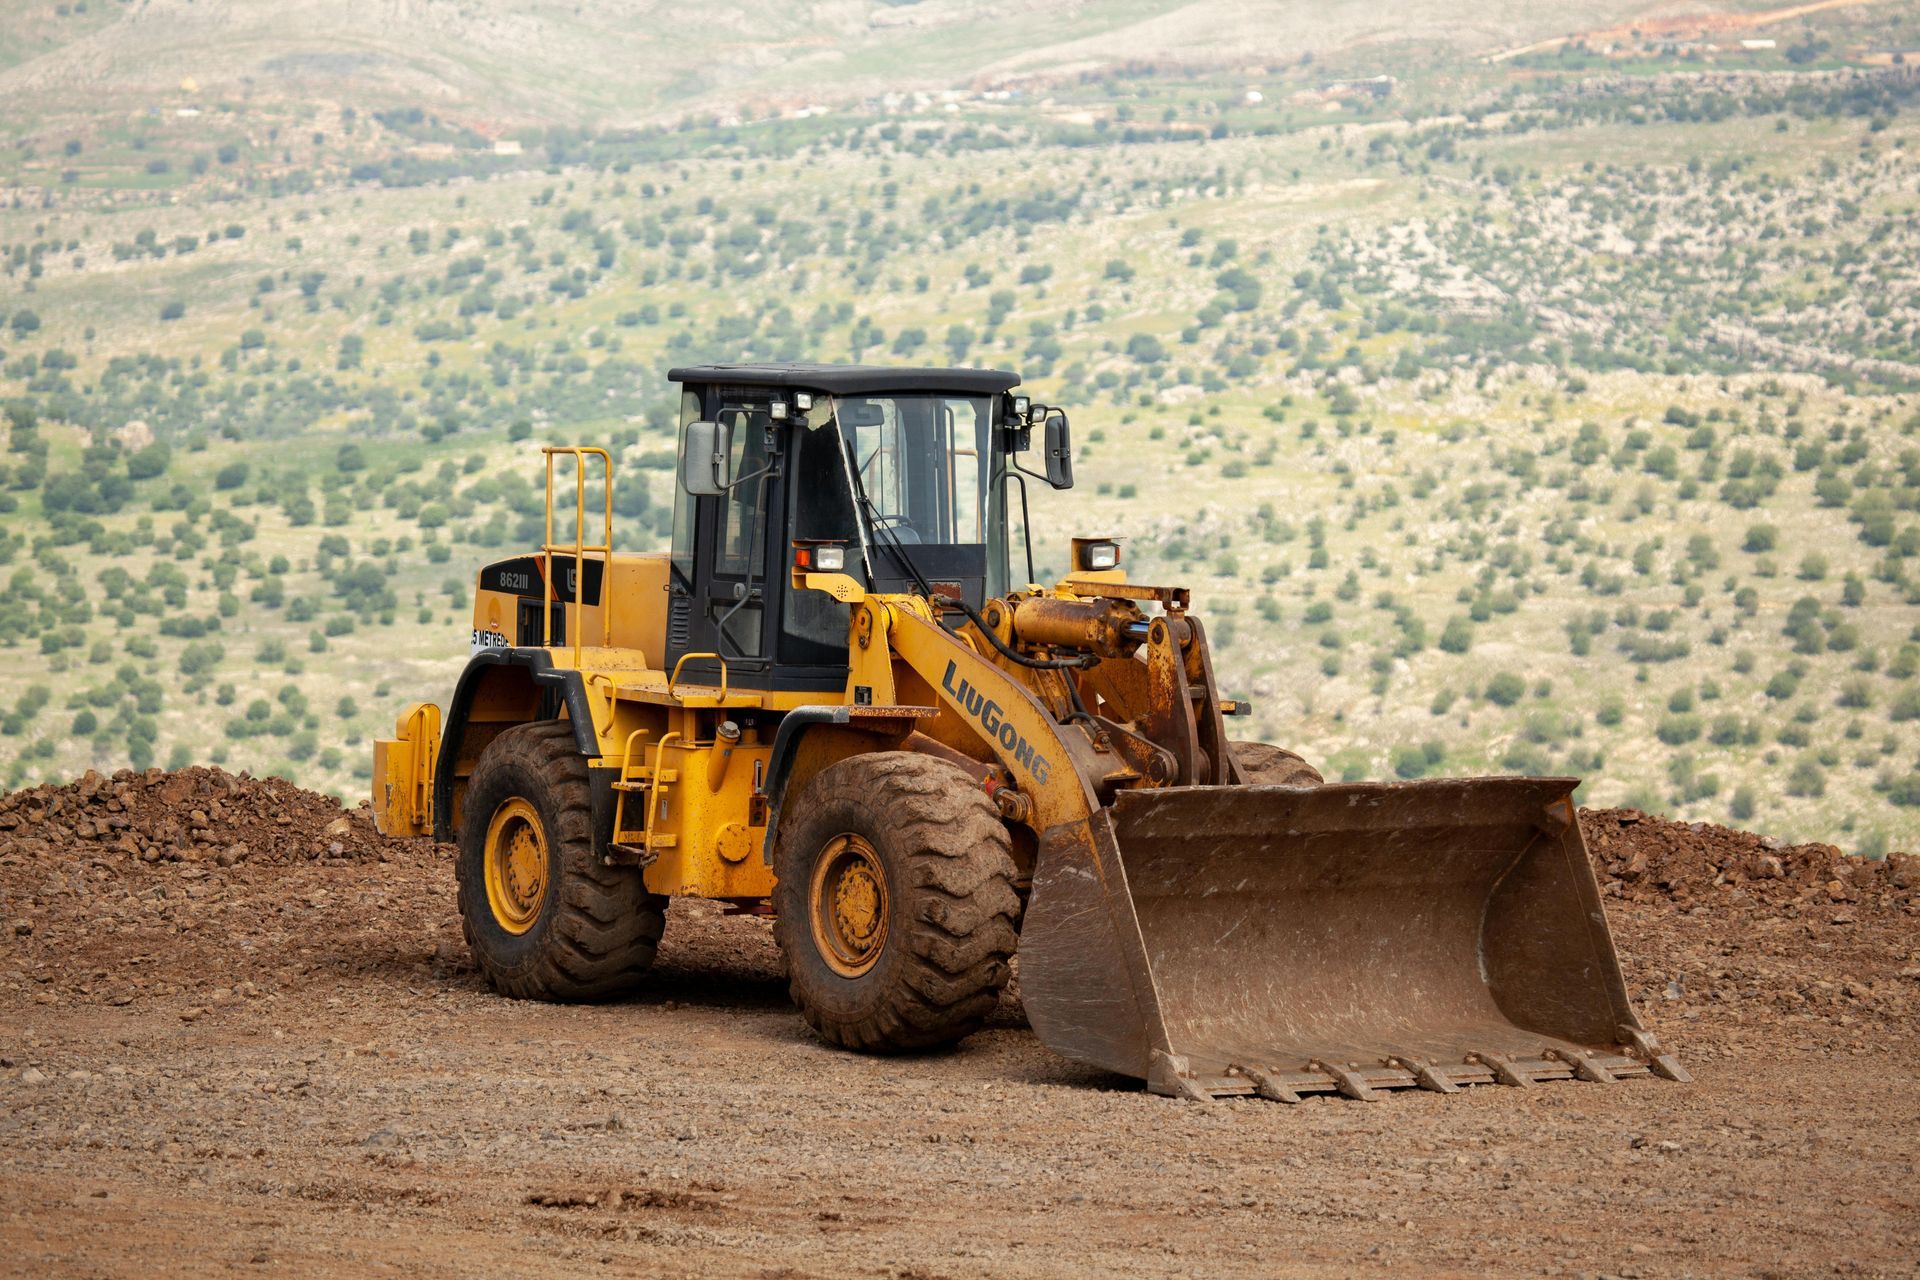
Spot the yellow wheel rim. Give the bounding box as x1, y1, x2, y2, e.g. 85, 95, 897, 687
483, 797, 549, 935
809, 833, 889, 978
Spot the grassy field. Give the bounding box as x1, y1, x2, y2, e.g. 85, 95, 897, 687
1, 2, 1917, 854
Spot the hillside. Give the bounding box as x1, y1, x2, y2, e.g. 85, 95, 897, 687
0, 0, 1832, 125
0, 1, 1918, 854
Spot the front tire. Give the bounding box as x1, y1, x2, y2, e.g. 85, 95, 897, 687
773, 752, 1022, 1053
456, 720, 666, 1001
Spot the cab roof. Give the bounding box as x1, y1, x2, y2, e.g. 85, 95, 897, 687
667, 363, 1020, 397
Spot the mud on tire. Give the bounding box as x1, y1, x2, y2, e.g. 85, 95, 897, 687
1230, 740, 1325, 787
456, 720, 666, 1001
773, 751, 1022, 1053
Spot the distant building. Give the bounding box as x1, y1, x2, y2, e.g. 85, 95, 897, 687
1741, 39, 1777, 51
1320, 75, 1395, 100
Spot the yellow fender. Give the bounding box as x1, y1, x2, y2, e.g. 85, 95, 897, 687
372, 702, 441, 837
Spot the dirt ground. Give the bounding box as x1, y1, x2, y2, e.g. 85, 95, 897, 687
2, 768, 1916, 1278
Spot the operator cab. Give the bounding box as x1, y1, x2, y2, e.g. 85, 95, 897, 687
664, 363, 1071, 692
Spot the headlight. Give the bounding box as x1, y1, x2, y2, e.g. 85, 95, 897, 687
1074, 538, 1120, 571
794, 391, 814, 411
814, 545, 846, 572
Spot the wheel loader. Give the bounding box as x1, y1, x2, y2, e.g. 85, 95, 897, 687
373, 362, 1687, 1102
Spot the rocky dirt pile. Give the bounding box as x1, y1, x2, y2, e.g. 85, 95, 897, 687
1581, 806, 1916, 913
0, 770, 1912, 1029
0, 766, 393, 868
1581, 807, 1918, 1036
2, 767, 1913, 913
0, 768, 448, 1017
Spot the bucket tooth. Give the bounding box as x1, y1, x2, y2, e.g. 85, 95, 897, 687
1393, 1057, 1461, 1094
1553, 1049, 1618, 1084
1234, 1064, 1303, 1104
1648, 1055, 1690, 1083
1148, 1050, 1216, 1102
1618, 1024, 1693, 1083
1312, 1061, 1381, 1102
1474, 1052, 1536, 1088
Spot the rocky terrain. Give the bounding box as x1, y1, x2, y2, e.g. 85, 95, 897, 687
0, 767, 1915, 1276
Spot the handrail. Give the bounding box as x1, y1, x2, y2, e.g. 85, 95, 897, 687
668, 650, 730, 702
540, 446, 613, 671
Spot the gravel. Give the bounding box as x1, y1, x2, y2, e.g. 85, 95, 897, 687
1, 770, 1915, 1276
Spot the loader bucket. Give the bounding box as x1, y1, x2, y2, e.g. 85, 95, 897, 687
1016, 778, 1687, 1102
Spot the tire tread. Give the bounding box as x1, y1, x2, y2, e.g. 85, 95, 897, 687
773, 752, 1022, 1053
456, 720, 666, 1001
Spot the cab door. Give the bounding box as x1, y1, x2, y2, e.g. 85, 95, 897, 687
666, 395, 782, 686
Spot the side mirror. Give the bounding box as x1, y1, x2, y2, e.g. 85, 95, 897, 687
680, 419, 731, 496
1042, 411, 1073, 491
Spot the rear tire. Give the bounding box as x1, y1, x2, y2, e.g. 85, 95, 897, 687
773, 752, 1021, 1053
456, 720, 666, 1001
1230, 740, 1325, 787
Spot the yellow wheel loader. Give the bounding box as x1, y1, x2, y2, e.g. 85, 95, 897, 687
374, 363, 1687, 1102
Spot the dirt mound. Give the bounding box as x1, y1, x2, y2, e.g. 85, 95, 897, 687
1581, 806, 1916, 914
0, 765, 394, 869
2, 768, 1911, 909
3, 766, 1912, 912
1582, 806, 1917, 1037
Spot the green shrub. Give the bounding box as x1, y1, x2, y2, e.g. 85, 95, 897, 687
1785, 758, 1826, 798
1484, 672, 1525, 706
1501, 742, 1553, 775
1836, 680, 1873, 709
1656, 714, 1702, 745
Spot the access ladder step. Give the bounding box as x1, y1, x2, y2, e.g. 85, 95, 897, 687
612, 768, 677, 792
605, 837, 674, 867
